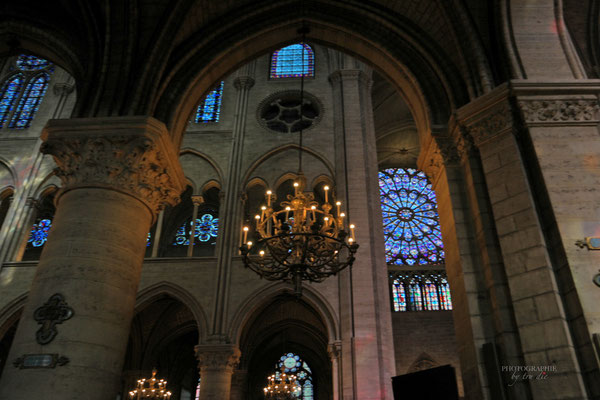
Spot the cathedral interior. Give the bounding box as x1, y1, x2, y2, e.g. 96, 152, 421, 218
0, 1, 599, 399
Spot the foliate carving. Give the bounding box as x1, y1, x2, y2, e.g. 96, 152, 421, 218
327, 341, 342, 361
33, 294, 73, 345
465, 102, 513, 146
233, 76, 255, 90
435, 138, 461, 166
195, 345, 241, 373
518, 100, 599, 123
41, 122, 184, 214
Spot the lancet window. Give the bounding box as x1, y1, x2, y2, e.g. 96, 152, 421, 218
195, 81, 224, 123
391, 271, 452, 312
270, 44, 314, 78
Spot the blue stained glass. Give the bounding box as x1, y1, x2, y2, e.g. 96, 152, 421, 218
8, 73, 50, 129
440, 278, 453, 310
173, 213, 219, 245
409, 282, 423, 311
16, 55, 51, 71
146, 232, 152, 247
270, 44, 315, 78
275, 352, 313, 399
28, 218, 52, 247
424, 280, 440, 310
379, 168, 444, 266
392, 279, 407, 311
195, 81, 224, 123
392, 272, 453, 312
0, 74, 23, 126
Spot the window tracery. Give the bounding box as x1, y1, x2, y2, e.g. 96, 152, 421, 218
172, 213, 219, 246
391, 271, 452, 312
379, 168, 444, 265
272, 352, 314, 400
0, 54, 53, 129
195, 81, 224, 123
270, 44, 314, 78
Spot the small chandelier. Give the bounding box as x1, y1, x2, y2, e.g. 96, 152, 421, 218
240, 25, 358, 295
128, 369, 172, 399
263, 368, 299, 399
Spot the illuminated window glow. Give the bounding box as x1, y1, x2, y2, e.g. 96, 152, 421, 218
272, 353, 313, 400
270, 44, 314, 78
391, 271, 453, 312
28, 218, 52, 247
0, 54, 53, 129
195, 81, 224, 123
173, 213, 219, 245
379, 168, 444, 265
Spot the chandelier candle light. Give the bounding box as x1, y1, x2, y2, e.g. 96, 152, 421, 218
240, 25, 358, 296
263, 367, 299, 399
128, 369, 172, 399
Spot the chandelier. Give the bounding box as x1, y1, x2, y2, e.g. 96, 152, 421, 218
240, 25, 358, 295
128, 369, 172, 399
263, 368, 299, 399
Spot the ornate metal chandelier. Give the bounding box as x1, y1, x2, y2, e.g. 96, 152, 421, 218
240, 26, 358, 295
263, 367, 299, 399
128, 369, 172, 399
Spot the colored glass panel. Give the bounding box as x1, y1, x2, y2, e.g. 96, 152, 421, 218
379, 168, 444, 265
439, 278, 453, 310
0, 74, 23, 126
8, 73, 50, 129
16, 55, 51, 71
28, 218, 52, 247
391, 272, 453, 312
173, 213, 219, 245
408, 281, 423, 311
392, 278, 407, 312
424, 279, 440, 310
195, 81, 224, 123
270, 44, 314, 78
274, 352, 312, 399
146, 232, 151, 247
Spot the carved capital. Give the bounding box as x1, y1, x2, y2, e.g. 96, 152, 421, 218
328, 70, 372, 88
195, 344, 241, 373
518, 99, 599, 124
464, 102, 514, 147
52, 82, 75, 97
40, 117, 186, 217
191, 195, 204, 207
327, 341, 342, 361
233, 76, 255, 91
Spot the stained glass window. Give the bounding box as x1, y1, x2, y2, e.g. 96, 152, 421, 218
195, 81, 224, 123
9, 73, 50, 129
379, 168, 444, 265
0, 54, 53, 129
391, 271, 453, 312
270, 44, 314, 78
28, 218, 52, 247
272, 353, 313, 400
16, 55, 52, 71
173, 213, 219, 245
0, 75, 24, 126
146, 232, 152, 247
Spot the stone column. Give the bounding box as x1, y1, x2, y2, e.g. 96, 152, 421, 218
151, 209, 165, 258
229, 368, 248, 400
210, 71, 255, 337
328, 341, 342, 400
195, 344, 241, 400
329, 68, 395, 399
0, 117, 185, 400
458, 86, 589, 399
188, 195, 204, 257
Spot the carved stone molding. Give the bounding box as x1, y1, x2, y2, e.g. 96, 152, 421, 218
233, 76, 255, 91
52, 82, 75, 97
327, 341, 342, 361
33, 293, 73, 345
328, 69, 372, 88
195, 344, 241, 373
518, 99, 599, 124
464, 102, 514, 146
40, 117, 186, 216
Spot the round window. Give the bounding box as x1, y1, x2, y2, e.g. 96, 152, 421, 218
258, 90, 322, 134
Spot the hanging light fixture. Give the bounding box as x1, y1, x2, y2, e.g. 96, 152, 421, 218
128, 369, 172, 399
263, 367, 299, 400
240, 25, 359, 295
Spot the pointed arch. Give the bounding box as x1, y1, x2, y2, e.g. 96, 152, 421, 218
8, 72, 50, 129
229, 282, 339, 344
136, 281, 209, 342
0, 74, 24, 127
0, 293, 27, 339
